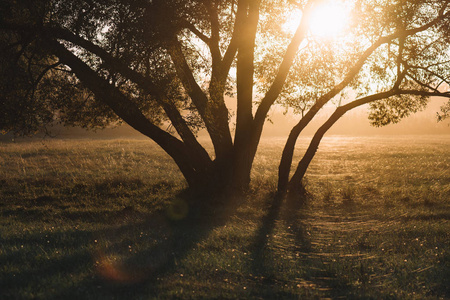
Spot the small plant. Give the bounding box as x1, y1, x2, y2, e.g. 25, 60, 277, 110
340, 185, 355, 205
322, 180, 334, 203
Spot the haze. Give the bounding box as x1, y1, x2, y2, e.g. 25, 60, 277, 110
8, 96, 444, 141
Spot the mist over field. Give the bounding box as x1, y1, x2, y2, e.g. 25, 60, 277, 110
2, 97, 447, 141
265, 98, 450, 136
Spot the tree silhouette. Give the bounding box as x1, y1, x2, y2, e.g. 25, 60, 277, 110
1, 0, 449, 200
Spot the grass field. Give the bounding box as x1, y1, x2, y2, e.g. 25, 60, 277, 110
0, 135, 449, 299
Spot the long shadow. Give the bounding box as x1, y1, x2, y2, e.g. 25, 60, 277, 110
250, 190, 311, 269
282, 195, 362, 298
249, 192, 285, 275
282, 192, 313, 254
247, 188, 450, 299
0, 192, 244, 299
248, 191, 313, 298
248, 190, 363, 299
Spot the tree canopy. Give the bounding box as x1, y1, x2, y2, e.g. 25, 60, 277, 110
1, 0, 450, 197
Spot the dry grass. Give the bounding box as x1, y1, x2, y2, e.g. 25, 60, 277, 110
0, 135, 449, 299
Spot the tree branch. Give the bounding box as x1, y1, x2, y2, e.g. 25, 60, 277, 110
220, 0, 247, 80
33, 62, 61, 86
405, 64, 450, 87
254, 0, 315, 126
166, 36, 209, 115
42, 26, 212, 167
205, 1, 222, 63
167, 35, 233, 160
283, 2, 450, 137
278, 7, 450, 193
235, 0, 261, 147
181, 20, 211, 46
287, 88, 450, 194
46, 39, 202, 185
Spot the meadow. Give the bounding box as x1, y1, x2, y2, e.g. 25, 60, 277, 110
0, 135, 449, 299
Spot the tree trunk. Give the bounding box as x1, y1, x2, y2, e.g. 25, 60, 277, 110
287, 107, 347, 200
286, 90, 402, 200
277, 128, 301, 196
187, 140, 257, 196
231, 144, 253, 191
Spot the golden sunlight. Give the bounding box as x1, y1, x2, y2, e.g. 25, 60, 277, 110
282, 2, 350, 37
308, 1, 350, 37
282, 8, 302, 34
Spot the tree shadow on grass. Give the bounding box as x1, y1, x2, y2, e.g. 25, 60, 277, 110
248, 190, 450, 299
249, 192, 285, 275
250, 189, 311, 264
0, 193, 244, 299
3, 187, 448, 299
247, 190, 362, 299
247, 191, 315, 298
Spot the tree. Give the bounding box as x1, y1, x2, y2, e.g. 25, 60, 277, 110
1, 0, 449, 200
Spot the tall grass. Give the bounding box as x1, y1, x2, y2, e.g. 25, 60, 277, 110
0, 135, 449, 299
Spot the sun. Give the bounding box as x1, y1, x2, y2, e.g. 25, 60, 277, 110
282, 2, 350, 38
308, 1, 350, 38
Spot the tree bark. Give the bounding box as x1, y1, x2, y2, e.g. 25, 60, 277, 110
167, 38, 233, 162
231, 0, 261, 191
